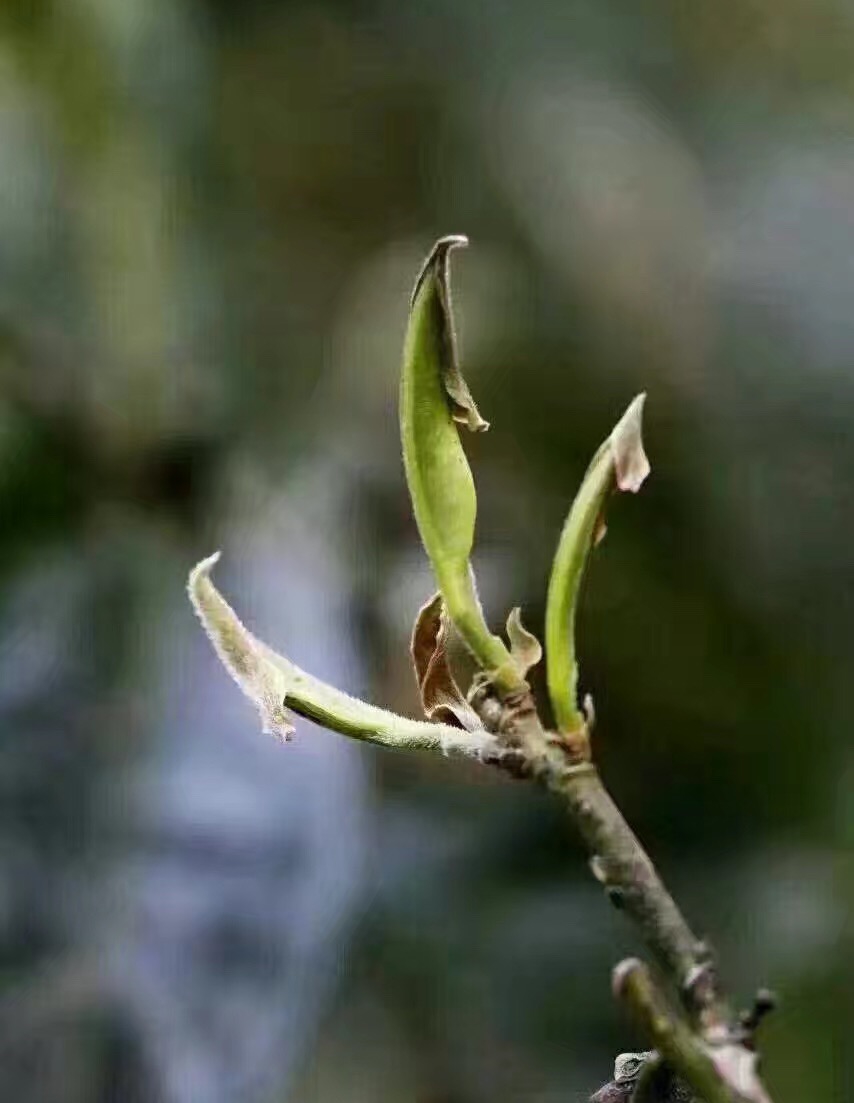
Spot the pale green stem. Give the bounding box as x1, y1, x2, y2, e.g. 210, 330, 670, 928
188, 553, 501, 761
545, 440, 613, 732
545, 394, 648, 734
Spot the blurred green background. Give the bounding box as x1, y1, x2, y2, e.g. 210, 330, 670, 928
0, 1, 848, 1100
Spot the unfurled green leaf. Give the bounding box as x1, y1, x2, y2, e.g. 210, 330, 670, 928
188, 553, 499, 760
545, 395, 650, 735
400, 236, 517, 689
411, 592, 483, 731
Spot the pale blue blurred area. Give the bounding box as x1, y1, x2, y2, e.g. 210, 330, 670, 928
105, 492, 372, 1103
0, 1, 849, 1101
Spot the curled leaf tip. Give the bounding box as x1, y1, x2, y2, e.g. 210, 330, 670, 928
409, 233, 488, 433
410, 234, 469, 309
610, 392, 650, 493
188, 549, 221, 588
506, 607, 542, 678
188, 552, 296, 741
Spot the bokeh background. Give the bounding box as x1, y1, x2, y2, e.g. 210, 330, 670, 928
0, 1, 848, 1100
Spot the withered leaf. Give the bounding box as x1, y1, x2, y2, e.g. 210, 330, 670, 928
411, 592, 483, 732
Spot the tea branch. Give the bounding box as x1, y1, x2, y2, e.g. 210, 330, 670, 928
188, 236, 775, 1103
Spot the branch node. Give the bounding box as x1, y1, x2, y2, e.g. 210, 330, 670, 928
612, 957, 762, 1103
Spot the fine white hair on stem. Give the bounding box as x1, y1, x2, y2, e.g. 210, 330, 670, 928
188, 553, 500, 760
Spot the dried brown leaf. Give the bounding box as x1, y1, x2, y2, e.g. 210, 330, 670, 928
411, 592, 483, 731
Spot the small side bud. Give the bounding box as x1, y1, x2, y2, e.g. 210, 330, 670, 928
505, 607, 543, 679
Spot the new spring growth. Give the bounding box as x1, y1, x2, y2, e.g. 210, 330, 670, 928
545, 394, 650, 741
187, 236, 551, 757
400, 235, 527, 694
189, 236, 647, 752
188, 236, 775, 1103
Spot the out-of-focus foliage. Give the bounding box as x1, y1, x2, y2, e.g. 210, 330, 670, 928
0, 1, 848, 1101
